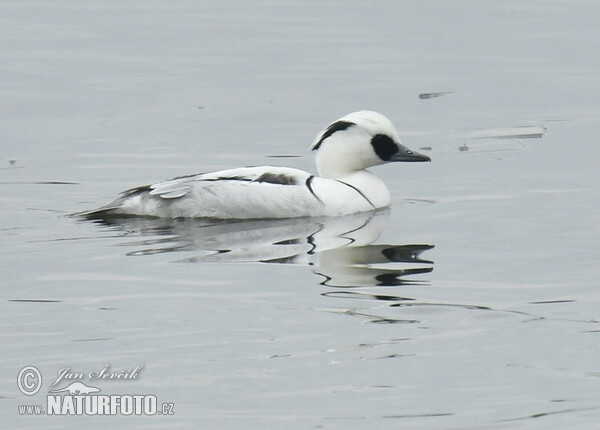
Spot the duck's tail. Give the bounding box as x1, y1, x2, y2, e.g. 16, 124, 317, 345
70, 205, 124, 219
70, 185, 152, 219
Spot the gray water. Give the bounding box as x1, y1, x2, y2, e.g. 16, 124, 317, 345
2, 1, 599, 428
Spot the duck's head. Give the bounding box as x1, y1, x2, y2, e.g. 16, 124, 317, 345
310, 111, 430, 179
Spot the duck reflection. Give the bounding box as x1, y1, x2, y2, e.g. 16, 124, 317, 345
85, 214, 541, 326
88, 209, 434, 289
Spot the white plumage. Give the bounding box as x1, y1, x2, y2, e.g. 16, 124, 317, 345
79, 111, 430, 219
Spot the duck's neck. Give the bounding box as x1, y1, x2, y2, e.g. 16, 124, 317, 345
323, 169, 391, 209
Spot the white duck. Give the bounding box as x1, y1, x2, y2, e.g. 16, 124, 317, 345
80, 111, 430, 219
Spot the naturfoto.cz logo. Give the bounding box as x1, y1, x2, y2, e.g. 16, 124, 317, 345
17, 365, 174, 416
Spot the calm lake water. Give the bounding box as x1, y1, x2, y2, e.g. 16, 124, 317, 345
2, 1, 599, 428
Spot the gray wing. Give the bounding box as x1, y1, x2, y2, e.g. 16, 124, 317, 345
140, 166, 311, 200
76, 166, 322, 219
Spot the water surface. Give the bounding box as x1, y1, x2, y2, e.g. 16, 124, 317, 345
1, 1, 599, 428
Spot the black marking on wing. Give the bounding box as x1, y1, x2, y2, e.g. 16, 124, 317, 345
119, 173, 205, 197
119, 172, 299, 200
253, 172, 298, 185
202, 174, 298, 185
305, 176, 324, 205
119, 175, 247, 198
203, 176, 252, 182
120, 184, 152, 197
312, 120, 356, 151
370, 134, 399, 161
171, 172, 204, 180
335, 180, 376, 209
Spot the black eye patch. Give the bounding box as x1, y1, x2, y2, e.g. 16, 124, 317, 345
370, 134, 399, 161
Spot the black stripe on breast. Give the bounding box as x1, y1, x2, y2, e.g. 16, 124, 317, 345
335, 180, 376, 209
305, 176, 324, 205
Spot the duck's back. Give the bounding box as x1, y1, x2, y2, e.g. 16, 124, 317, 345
170, 167, 321, 219
81, 167, 320, 219
80, 165, 386, 219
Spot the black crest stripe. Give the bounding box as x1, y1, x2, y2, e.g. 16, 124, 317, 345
312, 120, 355, 151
